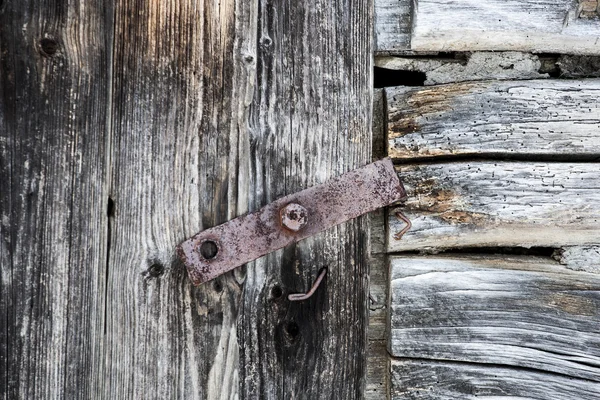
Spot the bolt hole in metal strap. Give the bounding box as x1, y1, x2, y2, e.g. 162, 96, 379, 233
177, 158, 408, 286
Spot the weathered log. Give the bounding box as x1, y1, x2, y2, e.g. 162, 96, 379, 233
387, 79, 600, 160
375, 0, 600, 54
391, 359, 600, 399
377, 53, 548, 85
388, 162, 600, 252
389, 256, 600, 384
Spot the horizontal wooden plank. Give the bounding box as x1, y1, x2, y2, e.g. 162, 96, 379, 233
377, 52, 547, 85
388, 162, 600, 251
409, 0, 600, 54
389, 255, 600, 382
386, 79, 600, 159
374, 0, 411, 52
391, 359, 600, 399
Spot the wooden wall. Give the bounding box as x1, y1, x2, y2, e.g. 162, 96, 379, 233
371, 0, 600, 397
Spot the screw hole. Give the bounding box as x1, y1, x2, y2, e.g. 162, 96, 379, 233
286, 321, 300, 338
271, 285, 283, 299
40, 38, 59, 56
213, 280, 223, 293
199, 240, 219, 260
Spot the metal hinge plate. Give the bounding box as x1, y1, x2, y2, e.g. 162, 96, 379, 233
177, 158, 406, 285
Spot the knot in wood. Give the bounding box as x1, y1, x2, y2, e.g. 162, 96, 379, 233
280, 203, 308, 232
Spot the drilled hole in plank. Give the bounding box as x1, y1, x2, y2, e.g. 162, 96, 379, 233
199, 240, 219, 260
40, 38, 59, 56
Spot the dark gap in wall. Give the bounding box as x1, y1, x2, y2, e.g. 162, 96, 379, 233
374, 67, 426, 88
388, 247, 557, 258
435, 246, 557, 257
537, 53, 562, 77
391, 153, 600, 165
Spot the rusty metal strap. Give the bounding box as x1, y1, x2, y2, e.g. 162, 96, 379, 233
177, 158, 406, 285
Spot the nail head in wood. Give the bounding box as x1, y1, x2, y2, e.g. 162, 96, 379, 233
280, 203, 308, 232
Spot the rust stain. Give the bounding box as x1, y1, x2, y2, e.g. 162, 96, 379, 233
438, 211, 487, 225
402, 171, 488, 225
388, 83, 477, 140
387, 118, 420, 138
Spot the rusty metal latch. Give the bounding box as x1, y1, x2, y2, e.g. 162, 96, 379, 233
177, 158, 407, 285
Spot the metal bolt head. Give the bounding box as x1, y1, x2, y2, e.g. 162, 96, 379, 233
280, 203, 308, 232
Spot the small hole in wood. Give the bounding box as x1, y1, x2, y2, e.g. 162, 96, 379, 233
148, 263, 165, 278
271, 285, 283, 299
286, 321, 300, 338
199, 240, 218, 260
107, 197, 115, 218
40, 38, 59, 56
213, 280, 223, 293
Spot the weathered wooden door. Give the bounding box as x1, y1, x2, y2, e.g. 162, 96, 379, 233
1, 0, 373, 398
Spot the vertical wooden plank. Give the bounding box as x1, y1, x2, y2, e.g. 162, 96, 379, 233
0, 1, 111, 398
105, 0, 256, 398
238, 0, 373, 397
366, 89, 391, 400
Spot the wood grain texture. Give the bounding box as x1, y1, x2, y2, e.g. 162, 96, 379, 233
391, 359, 600, 399
389, 256, 600, 383
410, 0, 600, 54
104, 0, 256, 398
0, 1, 111, 398
375, 0, 412, 52
388, 162, 600, 252
386, 79, 600, 160
236, 0, 373, 397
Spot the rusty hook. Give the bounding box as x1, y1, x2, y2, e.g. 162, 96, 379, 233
393, 209, 412, 240
288, 268, 328, 301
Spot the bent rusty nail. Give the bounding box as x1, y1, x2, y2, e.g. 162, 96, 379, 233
288, 268, 328, 301
393, 209, 412, 240
177, 158, 406, 285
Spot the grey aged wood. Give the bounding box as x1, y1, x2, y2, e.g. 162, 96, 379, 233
2, 0, 373, 398
389, 256, 600, 385
0, 1, 111, 398
376, 0, 600, 54
386, 79, 600, 160
376, 52, 547, 85
388, 162, 600, 252
391, 359, 600, 399
236, 0, 373, 397
374, 0, 412, 52
103, 0, 257, 397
